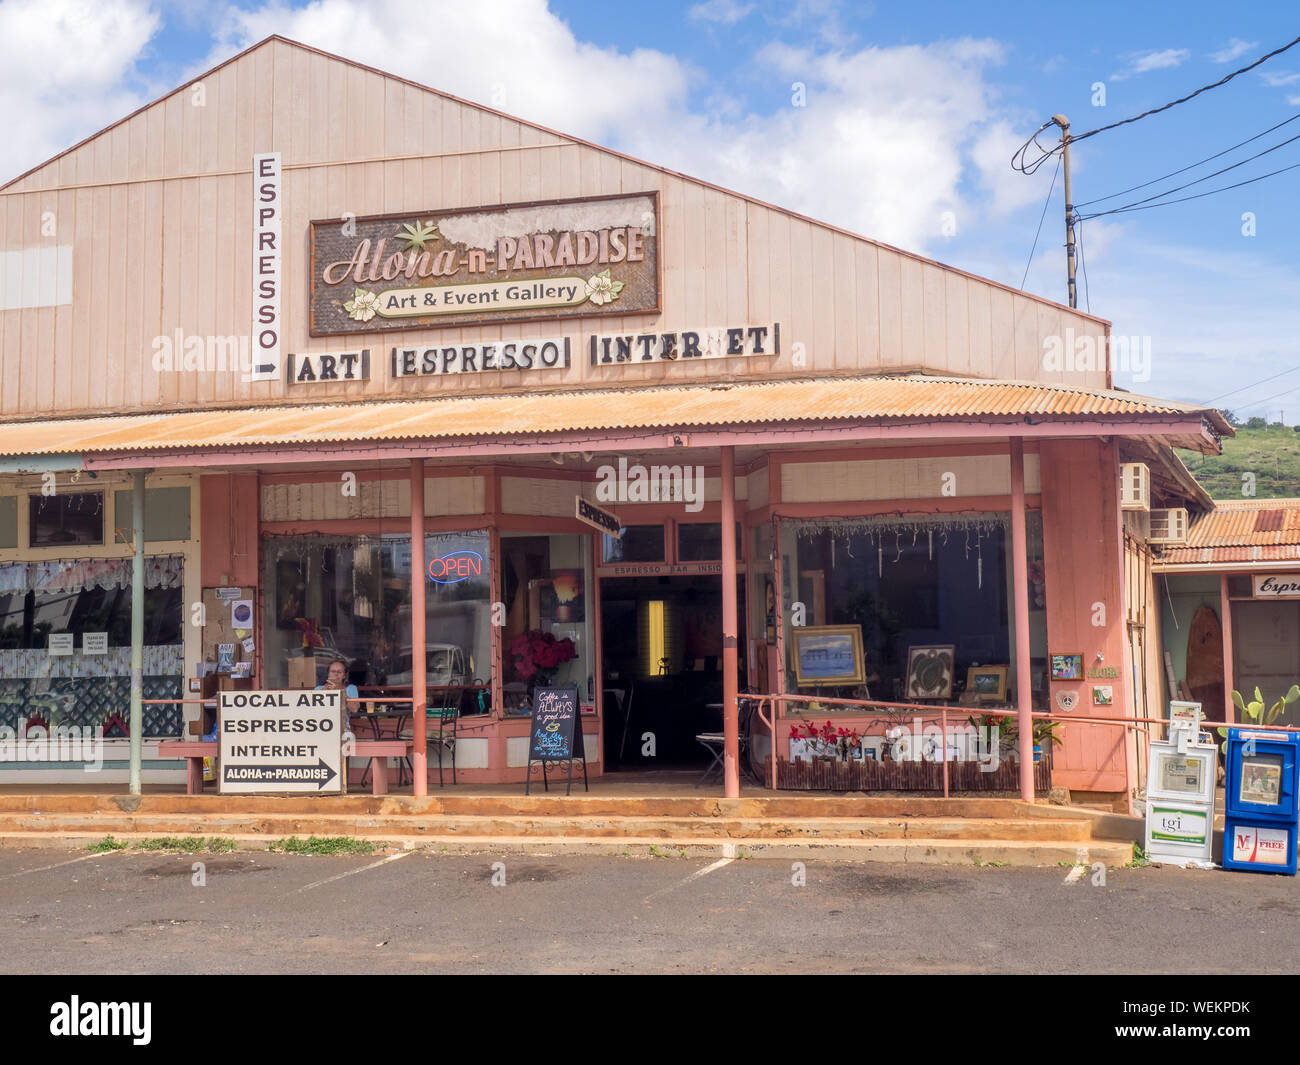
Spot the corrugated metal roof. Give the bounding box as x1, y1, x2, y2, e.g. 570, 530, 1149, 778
1158, 544, 1300, 564
1185, 499, 1300, 547
0, 375, 1225, 457
1156, 499, 1300, 565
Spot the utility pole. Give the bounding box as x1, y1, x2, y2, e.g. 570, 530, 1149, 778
1052, 114, 1077, 309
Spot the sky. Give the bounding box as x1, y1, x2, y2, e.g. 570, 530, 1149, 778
2, 0, 1298, 421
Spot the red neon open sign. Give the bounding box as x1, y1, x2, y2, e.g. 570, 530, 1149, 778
428, 550, 484, 584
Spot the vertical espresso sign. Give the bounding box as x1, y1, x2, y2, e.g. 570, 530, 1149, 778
251, 152, 281, 380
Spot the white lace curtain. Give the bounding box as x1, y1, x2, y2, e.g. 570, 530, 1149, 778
0, 555, 184, 595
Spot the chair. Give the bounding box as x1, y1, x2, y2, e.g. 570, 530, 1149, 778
695, 700, 756, 788
396, 686, 460, 787
427, 684, 462, 787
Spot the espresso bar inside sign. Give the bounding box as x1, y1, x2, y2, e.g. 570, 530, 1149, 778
311, 193, 659, 335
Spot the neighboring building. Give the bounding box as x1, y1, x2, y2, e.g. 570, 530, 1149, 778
0, 36, 1230, 803
1152, 497, 1300, 736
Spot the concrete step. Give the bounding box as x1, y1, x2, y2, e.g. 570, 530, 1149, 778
0, 793, 1068, 819
0, 831, 1135, 867
0, 811, 1098, 842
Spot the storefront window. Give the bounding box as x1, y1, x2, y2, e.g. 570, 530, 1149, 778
783, 515, 1033, 703
29, 492, 103, 547
602, 525, 664, 563
0, 497, 16, 549
262, 532, 492, 691
112, 486, 192, 542
676, 522, 743, 561
0, 556, 184, 736
500, 533, 592, 702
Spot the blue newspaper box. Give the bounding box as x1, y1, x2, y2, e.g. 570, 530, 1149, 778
1222, 729, 1299, 875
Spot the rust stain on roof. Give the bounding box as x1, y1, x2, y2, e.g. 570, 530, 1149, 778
0, 376, 1225, 457
1183, 499, 1300, 548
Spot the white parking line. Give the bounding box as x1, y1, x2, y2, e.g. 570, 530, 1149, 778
1063, 848, 1089, 884
644, 857, 733, 902
296, 850, 412, 893
0, 849, 123, 880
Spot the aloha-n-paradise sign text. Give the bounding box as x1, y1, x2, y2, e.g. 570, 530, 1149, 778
310, 193, 659, 335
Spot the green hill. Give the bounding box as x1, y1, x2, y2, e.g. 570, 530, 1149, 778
1176, 424, 1300, 500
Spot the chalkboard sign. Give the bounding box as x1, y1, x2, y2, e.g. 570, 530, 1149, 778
525, 685, 588, 795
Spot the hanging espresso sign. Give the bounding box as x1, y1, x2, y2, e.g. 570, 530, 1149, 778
310, 192, 659, 336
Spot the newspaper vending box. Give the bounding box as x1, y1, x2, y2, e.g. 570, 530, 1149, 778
1144, 705, 1216, 866
1222, 729, 1299, 876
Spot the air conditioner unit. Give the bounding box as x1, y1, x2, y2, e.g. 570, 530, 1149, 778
1147, 507, 1189, 545
1120, 463, 1150, 510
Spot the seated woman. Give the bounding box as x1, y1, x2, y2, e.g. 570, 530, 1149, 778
317, 656, 360, 721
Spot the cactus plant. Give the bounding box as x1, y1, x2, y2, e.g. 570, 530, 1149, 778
1217, 685, 1300, 752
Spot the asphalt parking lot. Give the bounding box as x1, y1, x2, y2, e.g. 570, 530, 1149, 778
1, 846, 1297, 975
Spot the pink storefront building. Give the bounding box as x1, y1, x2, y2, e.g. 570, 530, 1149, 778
0, 37, 1230, 806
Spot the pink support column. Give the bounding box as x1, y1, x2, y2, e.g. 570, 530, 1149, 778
721, 446, 740, 799
1009, 439, 1034, 802
410, 459, 428, 795
1220, 573, 1235, 723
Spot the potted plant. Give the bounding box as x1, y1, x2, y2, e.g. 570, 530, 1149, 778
968, 711, 1062, 761
508, 629, 577, 691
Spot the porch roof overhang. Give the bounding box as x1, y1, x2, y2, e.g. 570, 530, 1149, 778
2, 375, 1229, 471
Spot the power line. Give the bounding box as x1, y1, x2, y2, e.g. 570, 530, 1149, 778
1076, 126, 1300, 217
1019, 155, 1060, 290
1075, 217, 1091, 314
1202, 364, 1300, 406
1075, 109, 1300, 208
1012, 36, 1300, 187
1079, 156, 1300, 220
1011, 121, 1060, 176
1071, 35, 1300, 143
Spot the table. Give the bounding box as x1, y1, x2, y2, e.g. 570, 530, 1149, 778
352, 710, 412, 786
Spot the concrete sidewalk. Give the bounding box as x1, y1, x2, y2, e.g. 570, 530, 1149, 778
0, 771, 1140, 866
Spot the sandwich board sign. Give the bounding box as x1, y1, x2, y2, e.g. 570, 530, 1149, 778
525, 684, 588, 796
218, 689, 344, 794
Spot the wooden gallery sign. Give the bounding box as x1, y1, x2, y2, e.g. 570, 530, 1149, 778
310, 193, 659, 335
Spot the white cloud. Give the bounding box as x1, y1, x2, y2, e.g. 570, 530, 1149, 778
1259, 70, 1300, 87
1211, 38, 1257, 64
688, 0, 753, 24
1112, 47, 1189, 81
0, 0, 159, 183
211, 3, 1008, 252
212, 0, 692, 147
631, 37, 1010, 250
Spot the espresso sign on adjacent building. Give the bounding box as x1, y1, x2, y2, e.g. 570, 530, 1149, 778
310, 192, 659, 335
1253, 575, 1300, 598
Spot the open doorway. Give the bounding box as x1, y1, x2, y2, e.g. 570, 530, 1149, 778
600, 575, 745, 769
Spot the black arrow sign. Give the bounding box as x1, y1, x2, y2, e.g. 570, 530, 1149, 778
222, 759, 338, 790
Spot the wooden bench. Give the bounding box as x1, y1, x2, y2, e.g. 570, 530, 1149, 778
157, 740, 412, 796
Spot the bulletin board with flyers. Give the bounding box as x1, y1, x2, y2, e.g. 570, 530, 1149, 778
199, 587, 257, 678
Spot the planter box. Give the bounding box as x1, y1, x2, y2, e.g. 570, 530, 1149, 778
773, 747, 1053, 792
